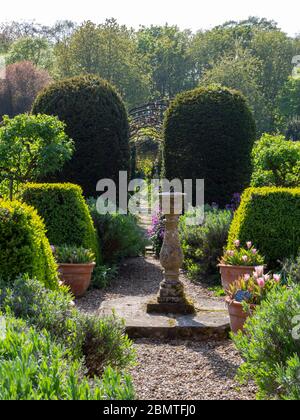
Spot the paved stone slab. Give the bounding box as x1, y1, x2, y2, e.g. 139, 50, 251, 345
98, 296, 230, 340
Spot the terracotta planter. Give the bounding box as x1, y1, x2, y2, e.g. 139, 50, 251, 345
218, 264, 257, 291
58, 263, 95, 298
226, 297, 256, 333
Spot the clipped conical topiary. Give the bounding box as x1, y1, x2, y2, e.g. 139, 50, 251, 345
0, 199, 58, 288
32, 75, 130, 197
163, 85, 256, 206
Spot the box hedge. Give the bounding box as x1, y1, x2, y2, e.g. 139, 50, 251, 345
163, 85, 256, 206
22, 183, 100, 262
228, 187, 300, 265
32, 75, 130, 197
0, 199, 58, 288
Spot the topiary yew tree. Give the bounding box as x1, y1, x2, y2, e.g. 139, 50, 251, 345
32, 75, 130, 197
0, 199, 58, 288
163, 85, 256, 206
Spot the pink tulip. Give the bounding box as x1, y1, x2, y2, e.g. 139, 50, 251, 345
246, 242, 252, 249
234, 240, 240, 248
244, 274, 251, 281
273, 274, 281, 283
255, 266, 264, 277
242, 255, 248, 263
257, 277, 265, 288
227, 250, 235, 257
252, 249, 257, 255
263, 274, 270, 281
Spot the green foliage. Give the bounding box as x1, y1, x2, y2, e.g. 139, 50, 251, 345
0, 200, 58, 288
179, 207, 232, 284
21, 183, 100, 263
32, 74, 130, 197
233, 285, 300, 400
163, 85, 256, 206
6, 37, 54, 70
286, 116, 300, 141
200, 50, 268, 134
0, 114, 73, 197
0, 314, 134, 400
0, 315, 98, 400
137, 24, 194, 98
53, 245, 95, 264
281, 254, 300, 284
88, 198, 146, 263
278, 77, 300, 120
54, 19, 151, 108
251, 134, 300, 187
0, 276, 136, 376
92, 265, 118, 289
222, 242, 264, 266
228, 187, 300, 265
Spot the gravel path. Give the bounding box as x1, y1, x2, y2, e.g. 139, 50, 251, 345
76, 256, 255, 400
76, 256, 221, 313
130, 339, 255, 400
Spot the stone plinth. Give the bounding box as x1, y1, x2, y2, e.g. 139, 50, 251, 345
99, 296, 230, 341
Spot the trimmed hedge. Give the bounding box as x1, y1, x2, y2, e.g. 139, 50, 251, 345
22, 183, 100, 262
163, 85, 256, 206
228, 187, 300, 265
32, 75, 130, 197
0, 199, 58, 288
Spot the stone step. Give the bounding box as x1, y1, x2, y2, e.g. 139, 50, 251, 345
98, 296, 230, 341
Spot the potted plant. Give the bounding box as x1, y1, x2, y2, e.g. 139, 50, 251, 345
52, 245, 96, 297
218, 240, 265, 290
226, 267, 281, 333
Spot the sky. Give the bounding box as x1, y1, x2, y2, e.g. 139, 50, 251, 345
1, 0, 299, 36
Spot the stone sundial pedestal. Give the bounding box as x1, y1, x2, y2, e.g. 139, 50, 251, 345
147, 192, 195, 315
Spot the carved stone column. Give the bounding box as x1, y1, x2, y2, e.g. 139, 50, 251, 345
147, 193, 195, 314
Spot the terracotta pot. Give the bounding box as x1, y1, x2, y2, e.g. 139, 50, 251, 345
226, 297, 256, 333
58, 263, 95, 298
218, 264, 257, 291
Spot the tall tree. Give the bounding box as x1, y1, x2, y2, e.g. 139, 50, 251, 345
54, 19, 151, 108
7, 37, 54, 70
200, 50, 267, 133
137, 25, 194, 98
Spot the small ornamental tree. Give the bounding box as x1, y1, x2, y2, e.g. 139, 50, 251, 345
32, 75, 130, 197
163, 85, 256, 206
0, 61, 52, 117
0, 113, 74, 198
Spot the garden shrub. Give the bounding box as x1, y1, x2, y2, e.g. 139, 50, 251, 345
228, 187, 300, 266
32, 75, 130, 197
88, 198, 146, 264
251, 134, 300, 187
163, 85, 256, 206
22, 183, 100, 263
0, 113, 73, 199
281, 253, 300, 284
233, 285, 300, 400
179, 207, 232, 284
0, 276, 135, 376
286, 116, 300, 141
0, 314, 134, 400
0, 199, 58, 288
